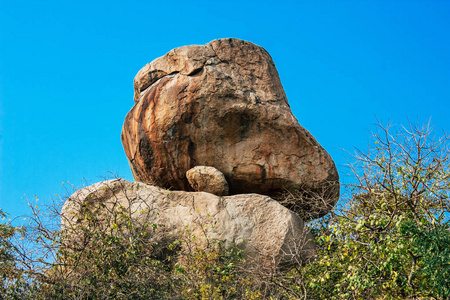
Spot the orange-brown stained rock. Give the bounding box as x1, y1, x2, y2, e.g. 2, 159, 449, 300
121, 38, 340, 219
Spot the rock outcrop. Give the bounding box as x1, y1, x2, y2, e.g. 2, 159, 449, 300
186, 166, 229, 196
121, 38, 339, 218
62, 179, 316, 269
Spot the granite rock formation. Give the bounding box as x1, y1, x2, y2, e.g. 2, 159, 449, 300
62, 179, 315, 269
121, 38, 339, 218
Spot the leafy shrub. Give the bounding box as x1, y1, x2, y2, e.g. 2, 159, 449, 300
305, 121, 450, 299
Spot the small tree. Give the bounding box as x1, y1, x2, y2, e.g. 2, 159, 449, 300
306, 120, 450, 299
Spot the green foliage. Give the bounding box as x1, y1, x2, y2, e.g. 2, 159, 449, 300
0, 209, 19, 296
304, 121, 450, 299
400, 220, 450, 298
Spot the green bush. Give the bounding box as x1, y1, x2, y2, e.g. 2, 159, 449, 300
304, 121, 450, 299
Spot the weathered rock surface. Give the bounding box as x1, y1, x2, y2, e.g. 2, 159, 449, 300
62, 179, 316, 269
121, 38, 339, 218
186, 166, 229, 196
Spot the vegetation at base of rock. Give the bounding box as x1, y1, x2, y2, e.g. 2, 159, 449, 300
1, 120, 449, 299
306, 121, 450, 299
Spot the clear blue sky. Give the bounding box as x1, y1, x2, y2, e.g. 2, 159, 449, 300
1, 0, 449, 219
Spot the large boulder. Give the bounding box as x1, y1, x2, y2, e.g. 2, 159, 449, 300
61, 179, 315, 269
121, 38, 339, 218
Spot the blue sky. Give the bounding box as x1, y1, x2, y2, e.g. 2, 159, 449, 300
1, 0, 449, 219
